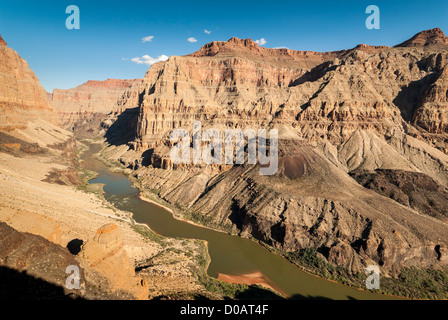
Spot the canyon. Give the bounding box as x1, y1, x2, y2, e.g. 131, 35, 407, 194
1, 27, 448, 299
98, 28, 448, 282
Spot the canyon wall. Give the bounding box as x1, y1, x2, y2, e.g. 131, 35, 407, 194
51, 78, 139, 137
0, 34, 53, 131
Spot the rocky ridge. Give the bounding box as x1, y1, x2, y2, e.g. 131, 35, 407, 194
396, 28, 448, 48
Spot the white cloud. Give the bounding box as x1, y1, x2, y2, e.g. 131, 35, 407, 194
273, 46, 289, 49
187, 37, 198, 43
142, 36, 155, 43
130, 54, 169, 66
204, 29, 211, 34
255, 38, 267, 46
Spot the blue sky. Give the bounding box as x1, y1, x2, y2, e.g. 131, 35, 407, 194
0, 0, 447, 92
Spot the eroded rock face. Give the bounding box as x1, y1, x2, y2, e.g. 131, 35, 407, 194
413, 65, 448, 133
80, 224, 147, 299
0, 34, 212, 299
51, 79, 139, 137
125, 39, 350, 149
0, 34, 54, 131
114, 31, 448, 154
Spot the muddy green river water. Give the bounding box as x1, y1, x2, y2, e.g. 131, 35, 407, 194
82, 143, 396, 300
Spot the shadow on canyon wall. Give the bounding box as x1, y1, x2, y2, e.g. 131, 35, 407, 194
393, 73, 438, 122
105, 107, 139, 146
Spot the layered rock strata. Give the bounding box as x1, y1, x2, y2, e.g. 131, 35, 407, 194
51, 79, 138, 137
0, 34, 54, 130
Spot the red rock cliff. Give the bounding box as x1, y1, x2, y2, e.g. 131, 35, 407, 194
51, 78, 139, 130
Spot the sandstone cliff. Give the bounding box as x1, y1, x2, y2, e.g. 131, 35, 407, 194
51, 79, 139, 137
0, 34, 54, 131
79, 224, 148, 299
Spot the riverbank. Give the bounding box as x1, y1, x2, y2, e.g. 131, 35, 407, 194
217, 272, 288, 298
138, 193, 233, 236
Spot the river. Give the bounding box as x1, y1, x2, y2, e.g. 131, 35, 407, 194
81, 142, 396, 300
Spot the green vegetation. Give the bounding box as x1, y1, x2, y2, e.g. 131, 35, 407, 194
380, 267, 448, 300
76, 167, 97, 186
284, 248, 448, 300
75, 155, 105, 197
289, 248, 329, 270
75, 142, 99, 188
284, 248, 358, 287
75, 148, 120, 214
96, 145, 127, 173
183, 210, 214, 226
130, 222, 167, 247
